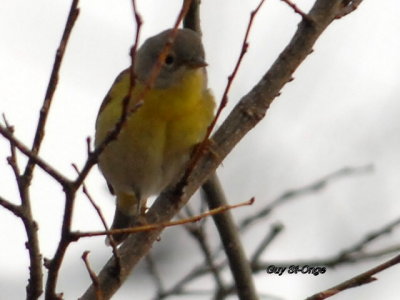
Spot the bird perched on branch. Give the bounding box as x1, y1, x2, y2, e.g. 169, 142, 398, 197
95, 28, 215, 244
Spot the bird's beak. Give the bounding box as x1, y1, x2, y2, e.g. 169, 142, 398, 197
187, 57, 208, 69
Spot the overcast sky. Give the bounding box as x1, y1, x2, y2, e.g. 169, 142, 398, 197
1, 1, 400, 299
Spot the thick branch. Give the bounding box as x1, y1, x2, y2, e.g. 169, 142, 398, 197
183, 0, 201, 34
202, 174, 257, 300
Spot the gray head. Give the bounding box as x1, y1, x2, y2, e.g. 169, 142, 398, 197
134, 28, 206, 89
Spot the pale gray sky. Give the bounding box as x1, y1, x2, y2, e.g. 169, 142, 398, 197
1, 1, 400, 299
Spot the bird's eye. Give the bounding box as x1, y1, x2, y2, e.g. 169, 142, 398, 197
164, 54, 175, 66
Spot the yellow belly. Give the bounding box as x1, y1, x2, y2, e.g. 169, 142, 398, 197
95, 68, 215, 201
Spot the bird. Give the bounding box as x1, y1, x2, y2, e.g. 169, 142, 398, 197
95, 28, 215, 244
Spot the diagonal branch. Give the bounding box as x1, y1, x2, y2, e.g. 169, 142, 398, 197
24, 0, 80, 180
202, 174, 257, 300
0, 124, 70, 186
0, 196, 23, 217
305, 254, 400, 300
239, 165, 373, 231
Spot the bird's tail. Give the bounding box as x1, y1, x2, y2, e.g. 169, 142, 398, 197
106, 192, 143, 245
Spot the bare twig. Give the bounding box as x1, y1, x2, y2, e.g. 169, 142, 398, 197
32, 2, 81, 299
45, 189, 77, 300
74, 95, 142, 190
202, 174, 258, 300
336, 0, 363, 19
185, 221, 227, 295
252, 215, 400, 272
24, 0, 79, 180
184, 0, 267, 181
0, 124, 70, 186
0, 12, 79, 297
183, 0, 201, 34
128, 0, 142, 111
157, 269, 205, 299
143, 0, 194, 91
146, 254, 165, 297
305, 254, 400, 300
2, 114, 21, 179
82, 252, 103, 300
334, 216, 400, 262
72, 164, 121, 269
251, 223, 284, 264
280, 0, 311, 20
74, 199, 253, 239
0, 196, 23, 217
239, 165, 373, 231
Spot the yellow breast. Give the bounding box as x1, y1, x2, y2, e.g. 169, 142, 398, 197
95, 68, 215, 199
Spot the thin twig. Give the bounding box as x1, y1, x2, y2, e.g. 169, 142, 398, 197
42, 8, 81, 299
305, 254, 400, 300
128, 0, 142, 113
335, 0, 363, 19
143, 0, 194, 91
202, 174, 258, 300
280, 0, 311, 20
72, 164, 121, 269
252, 215, 400, 271
82, 252, 103, 300
24, 0, 80, 180
239, 165, 373, 231
184, 0, 267, 181
2, 114, 21, 179
73, 199, 253, 239
0, 196, 23, 217
185, 222, 227, 294
1, 92, 49, 300
183, 0, 201, 34
45, 189, 77, 300
146, 254, 165, 297
331, 216, 400, 265
0, 124, 70, 186
251, 223, 284, 264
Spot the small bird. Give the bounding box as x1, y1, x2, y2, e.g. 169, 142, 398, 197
95, 28, 215, 244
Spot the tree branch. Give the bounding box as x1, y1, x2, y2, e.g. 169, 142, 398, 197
0, 196, 23, 218
0, 124, 70, 186
202, 174, 258, 300
24, 0, 79, 181
239, 165, 373, 231
183, 0, 201, 34
306, 254, 400, 300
